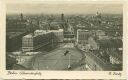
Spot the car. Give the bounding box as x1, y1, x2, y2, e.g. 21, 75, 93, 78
64, 50, 69, 56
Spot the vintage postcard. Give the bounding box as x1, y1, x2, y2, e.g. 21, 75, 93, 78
1, 79, 126, 80
0, 0, 127, 79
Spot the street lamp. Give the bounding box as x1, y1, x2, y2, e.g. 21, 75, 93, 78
37, 59, 39, 70
68, 52, 71, 69
52, 39, 54, 48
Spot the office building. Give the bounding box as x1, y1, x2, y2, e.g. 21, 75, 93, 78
22, 34, 34, 52
22, 31, 53, 52
77, 29, 91, 44
49, 29, 64, 42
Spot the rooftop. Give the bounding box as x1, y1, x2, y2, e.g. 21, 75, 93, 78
23, 34, 33, 38
77, 29, 89, 32
7, 32, 25, 39
34, 30, 46, 32
49, 29, 63, 32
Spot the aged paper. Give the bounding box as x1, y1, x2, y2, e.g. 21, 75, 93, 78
1, 79, 126, 80
0, 0, 127, 79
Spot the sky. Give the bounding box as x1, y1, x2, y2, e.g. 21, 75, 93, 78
6, 3, 123, 15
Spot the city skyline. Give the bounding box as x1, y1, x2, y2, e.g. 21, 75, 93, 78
7, 3, 123, 14
6, 2, 123, 71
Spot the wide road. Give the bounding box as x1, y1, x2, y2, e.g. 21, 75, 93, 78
32, 43, 86, 70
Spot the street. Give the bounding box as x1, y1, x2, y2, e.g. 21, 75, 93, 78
32, 43, 86, 70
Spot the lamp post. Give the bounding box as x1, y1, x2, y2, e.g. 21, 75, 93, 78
38, 59, 39, 70
68, 52, 71, 69
52, 39, 54, 48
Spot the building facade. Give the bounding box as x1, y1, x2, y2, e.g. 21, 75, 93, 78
77, 29, 91, 44
49, 29, 64, 42
22, 29, 64, 52
63, 31, 75, 43
22, 31, 53, 52
22, 34, 34, 52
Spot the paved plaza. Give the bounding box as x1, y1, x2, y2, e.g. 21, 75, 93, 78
32, 43, 86, 70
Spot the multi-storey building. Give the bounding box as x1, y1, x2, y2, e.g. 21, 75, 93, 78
6, 13, 37, 52
22, 29, 64, 52
49, 29, 64, 42
77, 29, 91, 44
63, 31, 75, 43
22, 31, 53, 52
22, 34, 34, 52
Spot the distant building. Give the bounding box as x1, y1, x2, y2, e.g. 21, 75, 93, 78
60, 13, 68, 31
94, 30, 109, 40
6, 13, 29, 32
6, 32, 27, 52
49, 22, 60, 30
61, 13, 64, 20
96, 11, 101, 19
95, 30, 105, 36
20, 13, 24, 20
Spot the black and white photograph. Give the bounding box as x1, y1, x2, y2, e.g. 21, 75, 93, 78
6, 2, 123, 71
5, 79, 126, 80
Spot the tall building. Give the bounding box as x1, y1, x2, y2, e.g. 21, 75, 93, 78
22, 34, 34, 52
61, 13, 64, 20
96, 11, 101, 19
49, 29, 64, 42
95, 11, 102, 25
20, 13, 23, 20
77, 29, 91, 44
60, 13, 68, 31
22, 30, 60, 52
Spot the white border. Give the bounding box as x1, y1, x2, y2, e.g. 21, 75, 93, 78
0, 0, 127, 79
